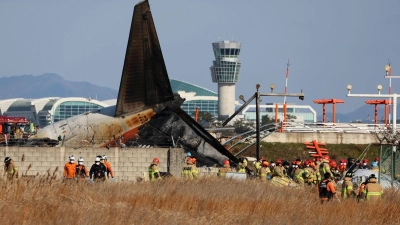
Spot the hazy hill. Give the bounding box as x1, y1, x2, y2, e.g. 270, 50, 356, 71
0, 73, 117, 100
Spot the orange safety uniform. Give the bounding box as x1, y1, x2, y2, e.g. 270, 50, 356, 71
75, 164, 89, 181
357, 182, 367, 202
64, 162, 77, 178
318, 179, 336, 203
104, 161, 114, 178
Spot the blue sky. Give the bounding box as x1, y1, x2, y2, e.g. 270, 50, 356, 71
1, 0, 400, 114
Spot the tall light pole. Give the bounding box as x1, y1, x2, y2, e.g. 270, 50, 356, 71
223, 84, 304, 160
385, 63, 393, 124
346, 84, 397, 186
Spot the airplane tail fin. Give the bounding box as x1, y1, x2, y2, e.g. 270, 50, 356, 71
115, 0, 174, 117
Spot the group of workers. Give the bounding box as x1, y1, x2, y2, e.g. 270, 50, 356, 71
63, 155, 115, 182
1, 152, 386, 202
215, 155, 384, 203
147, 153, 200, 182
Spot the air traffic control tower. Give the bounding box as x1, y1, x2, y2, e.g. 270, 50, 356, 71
210, 40, 242, 118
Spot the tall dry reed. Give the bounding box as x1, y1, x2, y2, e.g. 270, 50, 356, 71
0, 177, 398, 225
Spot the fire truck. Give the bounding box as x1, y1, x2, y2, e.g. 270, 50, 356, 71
0, 116, 30, 137
0, 116, 59, 146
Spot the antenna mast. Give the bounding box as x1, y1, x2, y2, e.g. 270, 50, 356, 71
283, 59, 290, 104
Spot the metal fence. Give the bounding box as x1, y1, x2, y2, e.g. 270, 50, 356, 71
379, 145, 400, 184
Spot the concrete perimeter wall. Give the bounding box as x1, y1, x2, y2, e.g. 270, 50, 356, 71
262, 132, 377, 144
0, 147, 189, 181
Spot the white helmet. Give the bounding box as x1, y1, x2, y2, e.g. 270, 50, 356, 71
103, 155, 107, 160
69, 155, 75, 161
78, 157, 84, 165
95, 157, 100, 162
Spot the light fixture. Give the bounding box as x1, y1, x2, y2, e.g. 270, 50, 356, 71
347, 84, 352, 94
377, 84, 382, 94
270, 84, 275, 93
385, 64, 391, 76
239, 95, 245, 103
256, 84, 261, 91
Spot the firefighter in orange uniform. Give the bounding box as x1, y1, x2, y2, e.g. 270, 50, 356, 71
318, 172, 338, 204
102, 155, 115, 180
75, 157, 89, 181
64, 155, 77, 180
357, 179, 368, 203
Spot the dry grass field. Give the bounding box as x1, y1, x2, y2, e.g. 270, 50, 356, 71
0, 175, 399, 225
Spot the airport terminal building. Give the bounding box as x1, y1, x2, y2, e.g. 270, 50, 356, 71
0, 79, 222, 128
0, 80, 316, 128
170, 79, 219, 119
0, 97, 110, 128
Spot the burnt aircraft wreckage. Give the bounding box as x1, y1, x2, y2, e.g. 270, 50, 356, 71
28, 0, 239, 167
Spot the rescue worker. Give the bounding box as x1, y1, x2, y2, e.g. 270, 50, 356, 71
191, 157, 200, 179
309, 160, 319, 184
329, 159, 340, 182
287, 160, 297, 179
282, 160, 291, 177
270, 161, 276, 174
373, 157, 380, 168
341, 172, 354, 199
293, 160, 307, 187
254, 156, 264, 175
314, 157, 322, 183
357, 178, 368, 203
182, 157, 195, 179
217, 160, 232, 177
318, 172, 338, 204
75, 157, 89, 181
4, 157, 18, 181
259, 160, 271, 182
360, 159, 372, 169
338, 159, 347, 177
64, 155, 77, 180
319, 156, 334, 183
102, 155, 115, 180
184, 152, 192, 164
363, 174, 383, 201
371, 161, 379, 172
237, 157, 248, 173
304, 160, 315, 185
89, 157, 107, 182
347, 157, 356, 172
96, 155, 108, 177
148, 158, 161, 181
273, 158, 287, 178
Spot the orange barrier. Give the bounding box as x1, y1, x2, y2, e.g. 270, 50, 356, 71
304, 140, 329, 158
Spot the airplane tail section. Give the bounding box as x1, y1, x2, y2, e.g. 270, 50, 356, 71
115, 0, 174, 117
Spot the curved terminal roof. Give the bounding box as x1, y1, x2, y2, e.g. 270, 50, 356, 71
0, 98, 23, 114
7, 99, 32, 111
40, 97, 109, 112
170, 79, 217, 97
